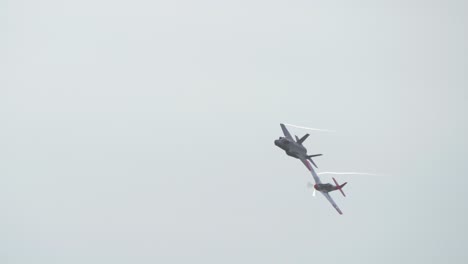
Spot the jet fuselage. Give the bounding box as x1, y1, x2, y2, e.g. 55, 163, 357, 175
274, 137, 308, 160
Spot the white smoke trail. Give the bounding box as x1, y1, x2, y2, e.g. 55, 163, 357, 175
284, 124, 379, 177
284, 123, 336, 133
318, 172, 380, 176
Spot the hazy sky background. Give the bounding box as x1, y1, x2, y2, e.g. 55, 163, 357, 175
3, 1, 468, 263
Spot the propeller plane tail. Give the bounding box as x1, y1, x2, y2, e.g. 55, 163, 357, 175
332, 177, 347, 197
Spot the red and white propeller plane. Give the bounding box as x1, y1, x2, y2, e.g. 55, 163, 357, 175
307, 163, 347, 215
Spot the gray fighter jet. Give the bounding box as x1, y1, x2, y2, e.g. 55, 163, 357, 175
274, 123, 322, 170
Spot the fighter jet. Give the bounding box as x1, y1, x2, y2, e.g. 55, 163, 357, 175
274, 123, 322, 170
308, 167, 347, 215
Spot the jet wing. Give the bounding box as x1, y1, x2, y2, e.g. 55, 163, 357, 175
300, 158, 314, 172
301, 159, 323, 184
320, 192, 343, 215
308, 164, 322, 184
280, 123, 293, 140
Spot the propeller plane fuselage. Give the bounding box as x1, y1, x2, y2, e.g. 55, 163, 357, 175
314, 178, 348, 199
314, 183, 339, 193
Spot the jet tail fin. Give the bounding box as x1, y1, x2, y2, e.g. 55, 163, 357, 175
307, 154, 322, 168
295, 134, 310, 144
332, 177, 347, 197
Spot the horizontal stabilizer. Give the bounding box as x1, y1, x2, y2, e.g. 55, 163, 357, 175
332, 177, 347, 197
309, 158, 318, 168
307, 154, 322, 168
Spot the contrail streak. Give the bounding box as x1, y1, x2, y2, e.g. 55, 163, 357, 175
284, 123, 336, 133
318, 172, 380, 176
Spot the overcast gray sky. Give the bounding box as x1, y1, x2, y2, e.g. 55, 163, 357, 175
3, 1, 468, 263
